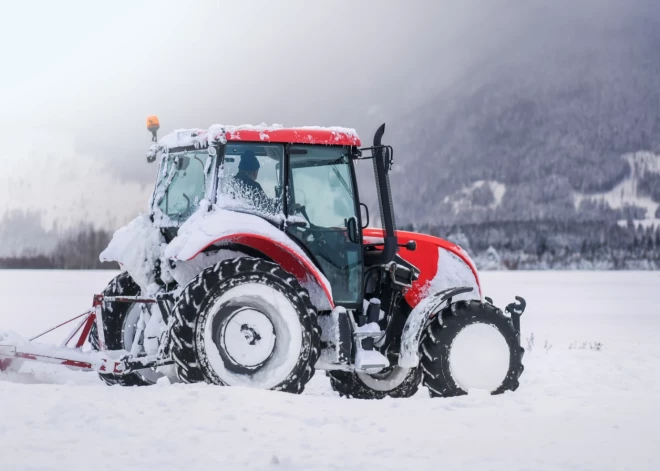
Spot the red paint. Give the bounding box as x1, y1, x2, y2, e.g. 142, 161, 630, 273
185, 233, 334, 309
93, 294, 104, 307
62, 360, 94, 369
0, 358, 12, 372
75, 314, 96, 349
16, 352, 95, 370
16, 353, 38, 361
205, 128, 361, 147
29, 311, 90, 342
362, 228, 482, 307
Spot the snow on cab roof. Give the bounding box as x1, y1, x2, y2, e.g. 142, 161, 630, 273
158, 123, 361, 149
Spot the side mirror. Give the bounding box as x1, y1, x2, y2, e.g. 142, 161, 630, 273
360, 203, 369, 229
346, 217, 359, 244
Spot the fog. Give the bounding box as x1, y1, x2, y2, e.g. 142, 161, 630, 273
0, 0, 639, 234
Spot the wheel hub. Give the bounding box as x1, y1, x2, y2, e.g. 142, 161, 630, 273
221, 308, 276, 369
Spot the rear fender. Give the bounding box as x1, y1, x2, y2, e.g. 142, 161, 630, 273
165, 210, 334, 311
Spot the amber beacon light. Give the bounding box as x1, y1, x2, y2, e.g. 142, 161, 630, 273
147, 116, 160, 142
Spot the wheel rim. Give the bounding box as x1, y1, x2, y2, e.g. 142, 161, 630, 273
219, 307, 276, 369
204, 282, 303, 389
448, 322, 511, 392
356, 367, 412, 392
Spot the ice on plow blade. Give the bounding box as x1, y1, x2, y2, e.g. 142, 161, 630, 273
0, 330, 22, 372
0, 328, 123, 375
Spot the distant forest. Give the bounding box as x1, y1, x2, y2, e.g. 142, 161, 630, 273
1, 219, 659, 270
403, 220, 660, 270
0, 227, 116, 270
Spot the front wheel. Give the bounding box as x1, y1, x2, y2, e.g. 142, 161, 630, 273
328, 366, 422, 399
170, 257, 321, 394
420, 300, 524, 398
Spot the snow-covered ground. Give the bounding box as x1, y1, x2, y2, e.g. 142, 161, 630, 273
1, 270, 659, 470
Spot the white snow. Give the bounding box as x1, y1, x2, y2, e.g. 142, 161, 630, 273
449, 323, 511, 391
574, 151, 660, 228
443, 179, 507, 212
354, 348, 389, 371
165, 207, 333, 310
1, 270, 660, 470
203, 282, 302, 388
157, 125, 227, 150
157, 123, 359, 150
99, 214, 166, 294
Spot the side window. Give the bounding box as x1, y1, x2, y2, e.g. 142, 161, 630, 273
217, 144, 284, 217
288, 148, 357, 226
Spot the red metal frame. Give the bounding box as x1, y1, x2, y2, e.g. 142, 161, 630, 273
0, 295, 125, 374
0, 294, 169, 375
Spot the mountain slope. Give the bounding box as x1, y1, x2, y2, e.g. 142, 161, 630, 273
389, 1, 660, 226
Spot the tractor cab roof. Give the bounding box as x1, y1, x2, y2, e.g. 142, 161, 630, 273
158, 123, 361, 150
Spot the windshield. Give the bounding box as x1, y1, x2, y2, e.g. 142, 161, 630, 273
153, 149, 215, 224
217, 143, 284, 219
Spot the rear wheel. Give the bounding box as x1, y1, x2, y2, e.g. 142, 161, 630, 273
90, 273, 160, 387
420, 300, 524, 397
328, 366, 422, 399
171, 257, 320, 394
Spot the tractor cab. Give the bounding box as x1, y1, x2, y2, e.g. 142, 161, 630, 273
147, 122, 380, 308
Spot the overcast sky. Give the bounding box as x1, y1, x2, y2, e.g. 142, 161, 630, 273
0, 0, 635, 233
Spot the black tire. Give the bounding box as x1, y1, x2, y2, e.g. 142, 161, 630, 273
170, 257, 321, 394
421, 300, 524, 398
89, 273, 157, 387
328, 366, 422, 399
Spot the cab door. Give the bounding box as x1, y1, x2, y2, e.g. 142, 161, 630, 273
286, 145, 363, 307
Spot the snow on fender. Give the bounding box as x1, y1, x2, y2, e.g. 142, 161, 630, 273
165, 208, 334, 311
398, 248, 481, 368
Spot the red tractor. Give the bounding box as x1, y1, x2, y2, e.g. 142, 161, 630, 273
0, 119, 525, 398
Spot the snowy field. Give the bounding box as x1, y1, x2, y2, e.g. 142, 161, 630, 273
1, 270, 659, 471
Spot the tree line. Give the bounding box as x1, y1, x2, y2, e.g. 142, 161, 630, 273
403, 220, 660, 270
0, 227, 117, 269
